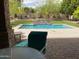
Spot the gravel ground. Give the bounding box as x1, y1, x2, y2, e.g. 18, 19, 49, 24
45, 38, 79, 59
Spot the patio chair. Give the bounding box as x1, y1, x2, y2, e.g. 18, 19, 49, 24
28, 31, 48, 54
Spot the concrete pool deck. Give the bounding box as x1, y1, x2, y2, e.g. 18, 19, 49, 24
13, 24, 79, 39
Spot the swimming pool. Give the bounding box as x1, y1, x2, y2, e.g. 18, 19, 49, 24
20, 24, 72, 29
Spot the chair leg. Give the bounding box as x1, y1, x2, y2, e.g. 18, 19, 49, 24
40, 47, 46, 54
42, 48, 46, 54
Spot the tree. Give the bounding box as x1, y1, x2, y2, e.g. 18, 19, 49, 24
73, 6, 79, 19
37, 0, 61, 18
9, 0, 24, 17
60, 0, 79, 19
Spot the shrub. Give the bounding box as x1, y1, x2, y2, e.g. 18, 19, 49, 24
73, 6, 79, 20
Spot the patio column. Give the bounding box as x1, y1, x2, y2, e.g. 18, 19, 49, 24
0, 0, 15, 49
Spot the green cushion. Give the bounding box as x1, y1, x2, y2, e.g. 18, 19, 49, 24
28, 31, 47, 51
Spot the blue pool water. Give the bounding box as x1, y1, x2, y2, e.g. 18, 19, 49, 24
20, 24, 72, 29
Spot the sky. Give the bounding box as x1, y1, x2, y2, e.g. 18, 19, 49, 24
21, 0, 46, 8
21, 0, 62, 8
